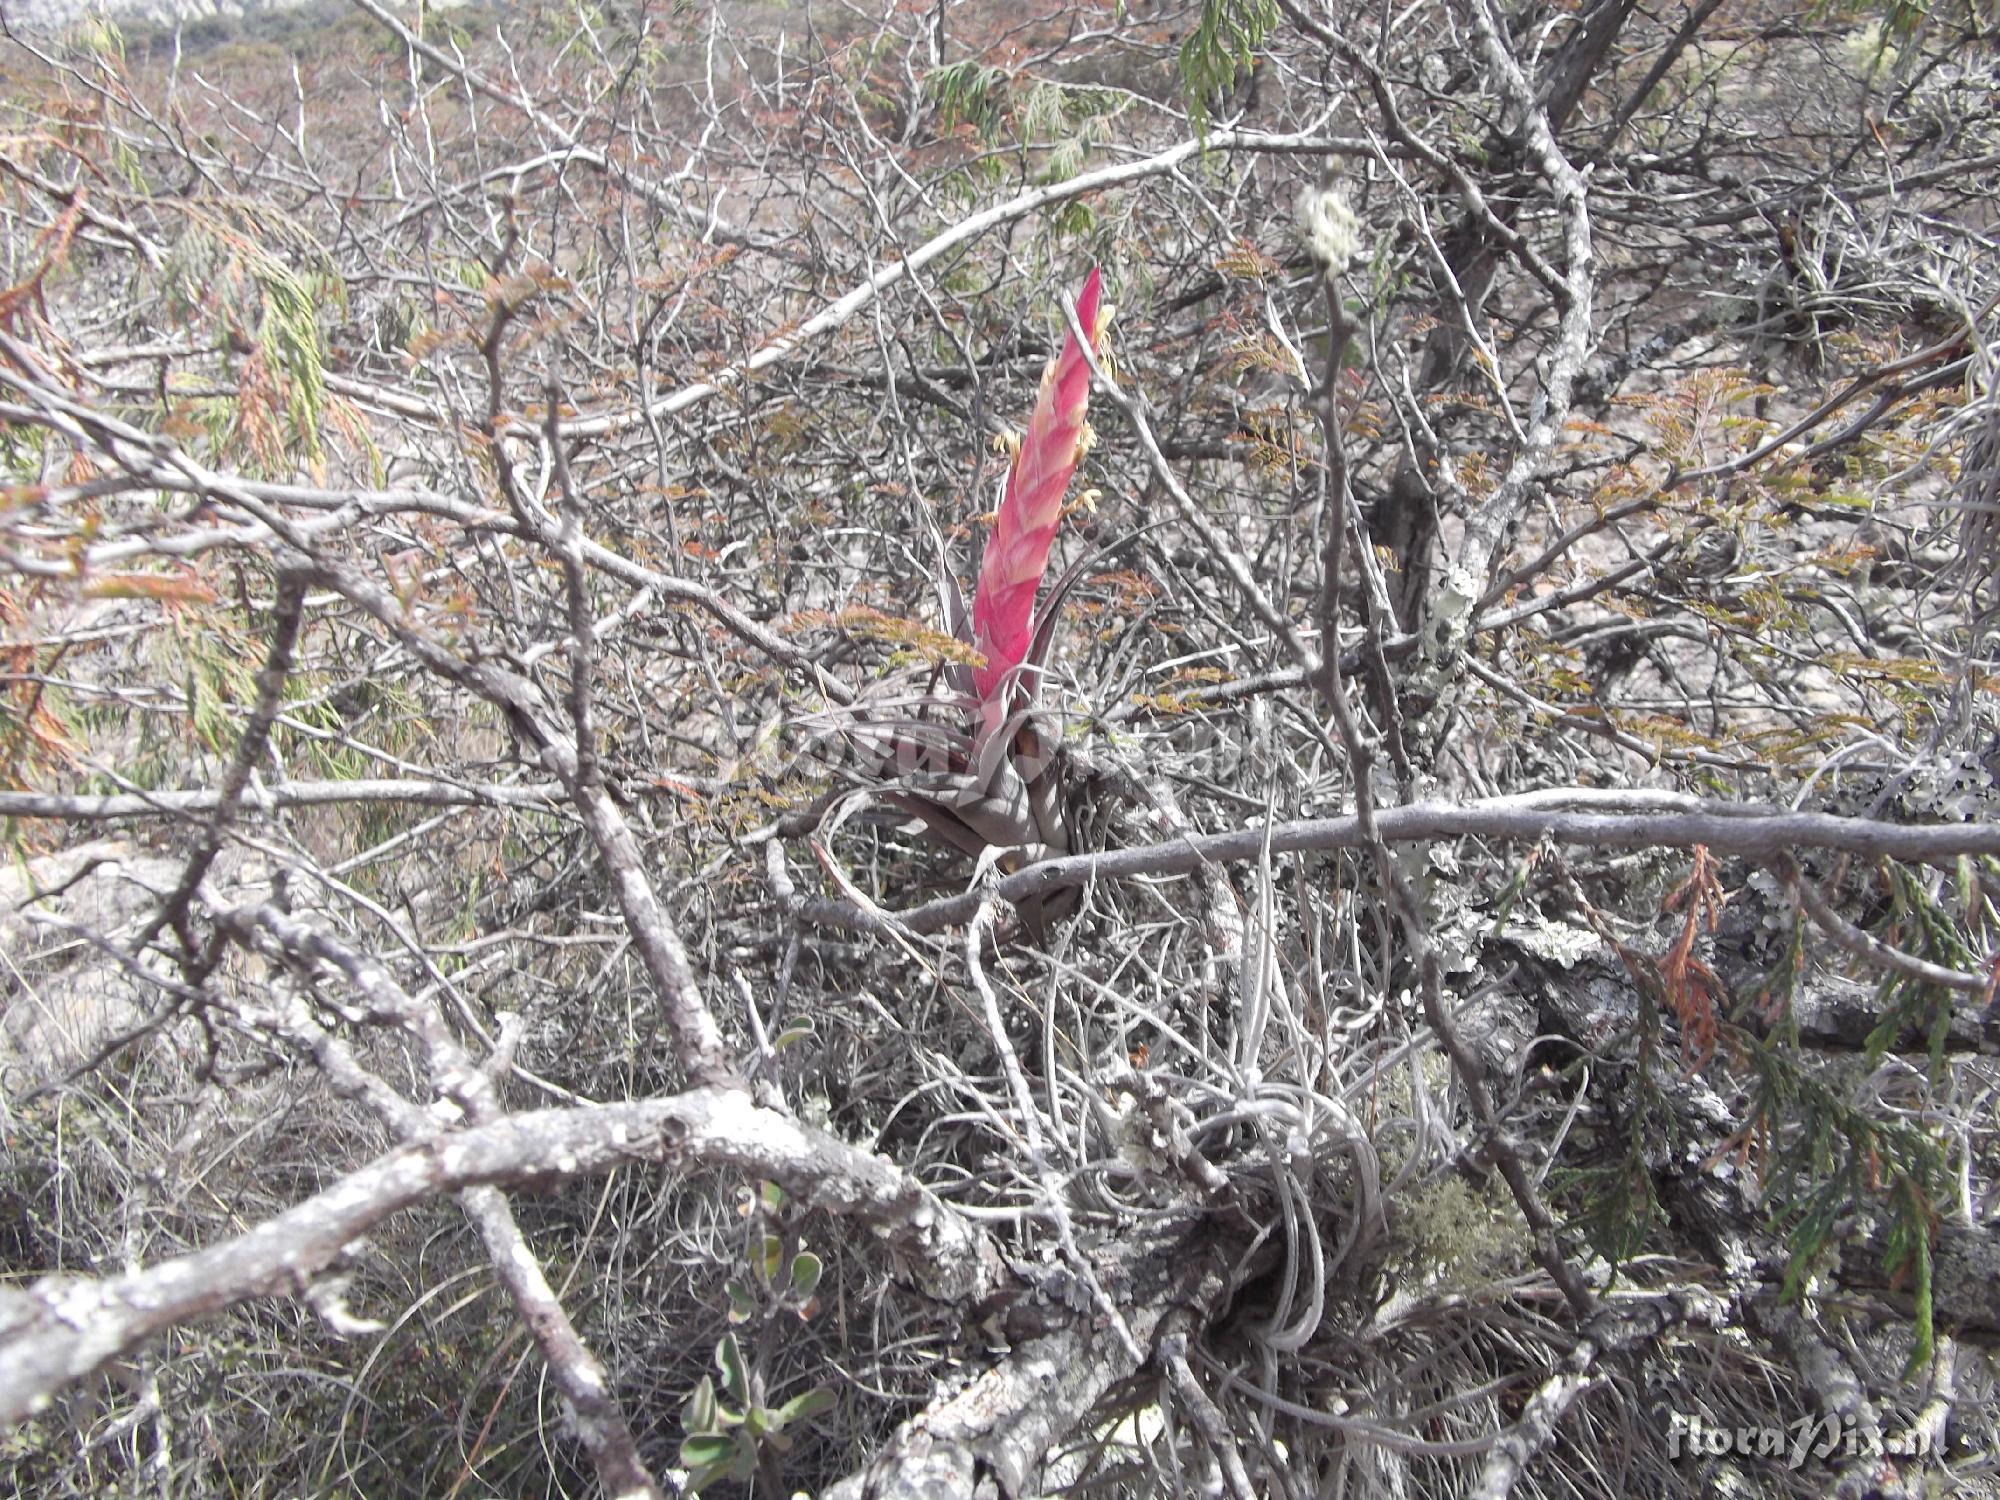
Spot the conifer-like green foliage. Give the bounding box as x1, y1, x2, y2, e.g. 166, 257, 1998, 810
1178, 0, 1278, 136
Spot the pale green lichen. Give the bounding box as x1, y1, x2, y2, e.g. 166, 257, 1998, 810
1390, 1174, 1533, 1294
1499, 913, 1603, 968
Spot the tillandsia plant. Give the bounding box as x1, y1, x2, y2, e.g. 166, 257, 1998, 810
833, 269, 1113, 931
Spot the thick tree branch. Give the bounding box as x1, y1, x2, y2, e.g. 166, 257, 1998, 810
226, 934, 666, 1500
826, 1218, 1229, 1500
0, 1086, 1003, 1429
795, 791, 2000, 934
0, 779, 565, 820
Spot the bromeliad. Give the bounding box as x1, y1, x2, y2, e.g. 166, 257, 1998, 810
968, 267, 1107, 720
832, 269, 1113, 924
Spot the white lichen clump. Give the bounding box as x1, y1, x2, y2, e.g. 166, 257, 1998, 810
1844, 19, 1899, 80
1298, 184, 1364, 279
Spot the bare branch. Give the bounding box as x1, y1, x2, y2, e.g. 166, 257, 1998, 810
798, 791, 2000, 933
0, 1085, 1002, 1428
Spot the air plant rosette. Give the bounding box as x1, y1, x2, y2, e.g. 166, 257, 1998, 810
818, 269, 1115, 934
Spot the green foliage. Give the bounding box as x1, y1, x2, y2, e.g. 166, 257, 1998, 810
65, 602, 255, 795
281, 674, 435, 781
0, 421, 45, 482
1566, 857, 1958, 1380
923, 63, 1131, 209
925, 58, 1007, 140
1816, 0, 1965, 48
1882, 1171, 1936, 1369
1051, 199, 1097, 239
1866, 860, 1978, 1078
1569, 1079, 1677, 1271
676, 1185, 834, 1493
1750, 902, 1810, 1041
1743, 1034, 1948, 1377
254, 257, 334, 463
149, 195, 343, 477
1573, 1149, 1666, 1267
1178, 0, 1277, 138
1556, 967, 1678, 1274
70, 11, 125, 64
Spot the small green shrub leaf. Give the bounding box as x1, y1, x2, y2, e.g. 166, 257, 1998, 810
681, 1374, 717, 1435
715, 1333, 749, 1406
774, 1386, 837, 1426
790, 1249, 823, 1297
753, 1233, 784, 1285
679, 1433, 734, 1470
725, 1278, 756, 1324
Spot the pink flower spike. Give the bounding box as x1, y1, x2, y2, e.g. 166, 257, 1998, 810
969, 267, 1107, 705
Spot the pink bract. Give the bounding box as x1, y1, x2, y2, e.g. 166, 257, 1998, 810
968, 267, 1105, 706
